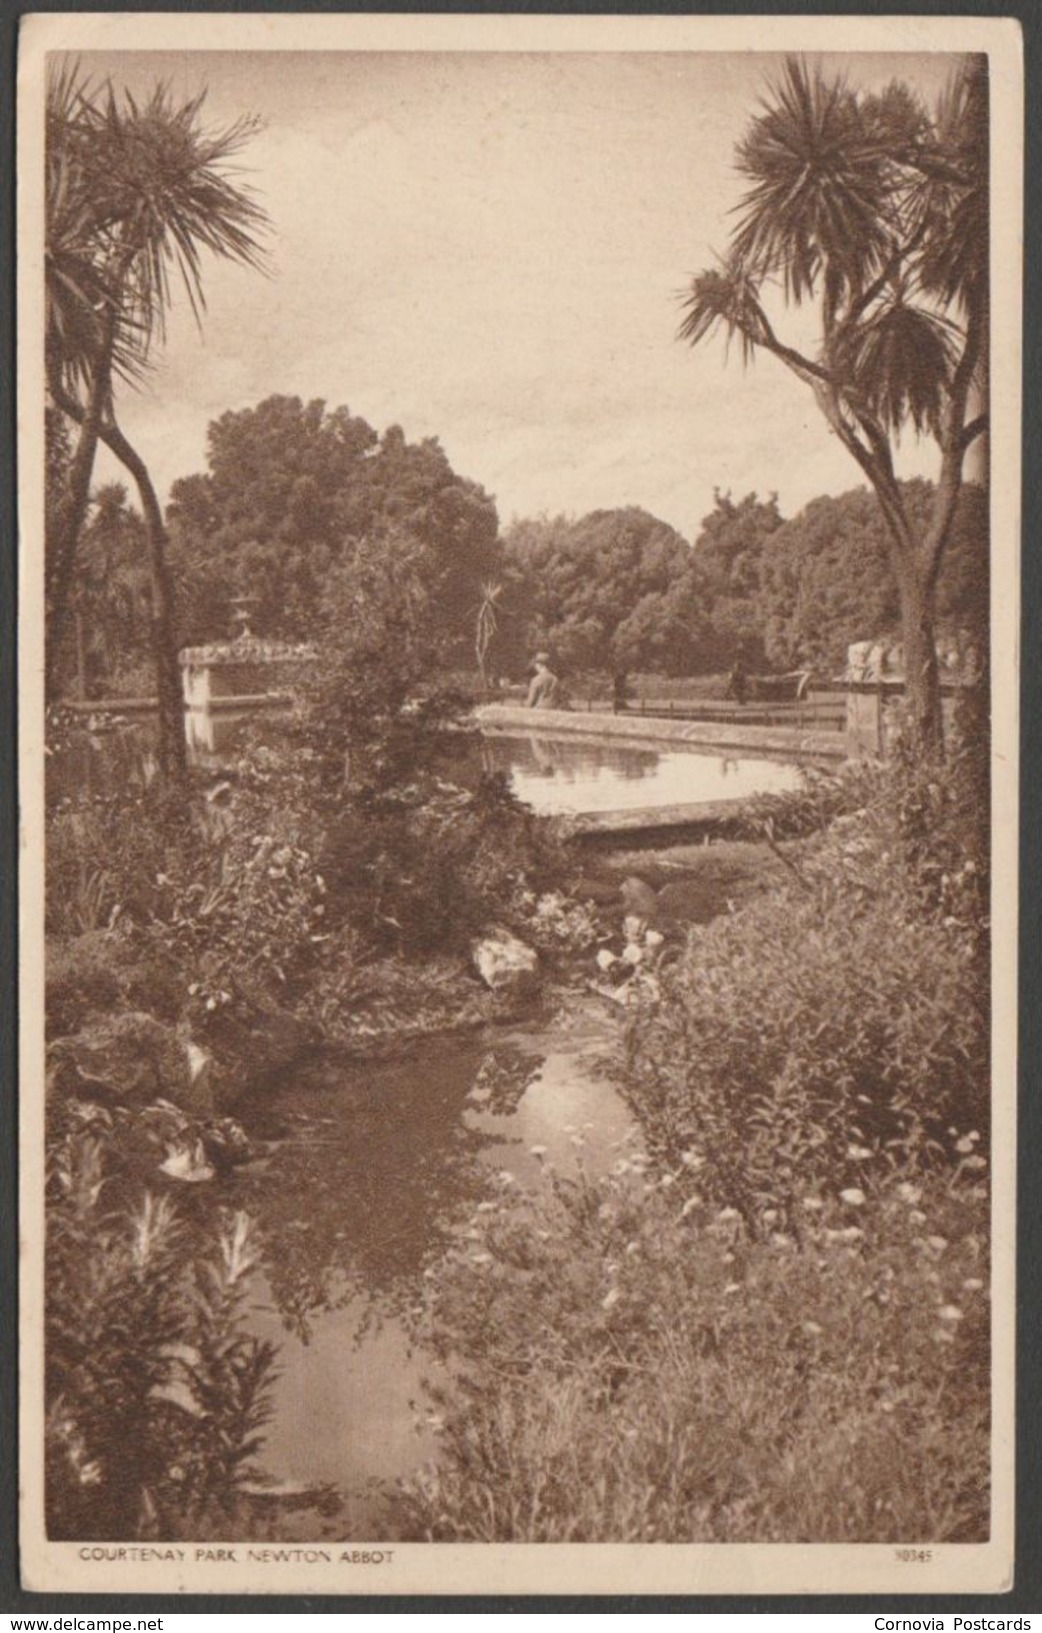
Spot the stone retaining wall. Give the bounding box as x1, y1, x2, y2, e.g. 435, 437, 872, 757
475, 704, 846, 762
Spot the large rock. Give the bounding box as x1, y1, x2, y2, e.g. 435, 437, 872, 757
472, 928, 540, 1001
47, 1012, 214, 1116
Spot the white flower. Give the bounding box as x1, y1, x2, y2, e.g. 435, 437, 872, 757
839, 1187, 866, 1207
938, 1304, 964, 1323
529, 1144, 548, 1159
802, 1321, 823, 1337
847, 1145, 874, 1161
602, 1287, 621, 1311
896, 1182, 922, 1204
680, 1195, 702, 1218
802, 1196, 824, 1212
926, 1235, 949, 1253
723, 1282, 742, 1296
962, 1277, 985, 1292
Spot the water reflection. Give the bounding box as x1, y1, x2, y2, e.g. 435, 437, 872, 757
480, 729, 802, 815
226, 1012, 629, 1521
228, 1036, 540, 1344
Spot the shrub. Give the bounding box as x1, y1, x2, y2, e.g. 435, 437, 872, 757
319, 773, 575, 956
389, 1147, 989, 1542
624, 855, 987, 1217
46, 1125, 276, 1540
47, 930, 184, 1037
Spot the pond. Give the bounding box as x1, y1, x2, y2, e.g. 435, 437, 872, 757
478, 729, 803, 816
49, 710, 805, 823
218, 1003, 633, 1533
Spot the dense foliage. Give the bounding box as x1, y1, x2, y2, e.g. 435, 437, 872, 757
495, 507, 707, 679
168, 396, 499, 660
393, 1145, 987, 1542
704, 481, 987, 673
488, 482, 985, 684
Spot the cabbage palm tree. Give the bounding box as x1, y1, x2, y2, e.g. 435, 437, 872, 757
474, 579, 505, 693
680, 56, 987, 756
46, 64, 269, 777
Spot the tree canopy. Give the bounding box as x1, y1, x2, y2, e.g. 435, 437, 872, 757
496, 508, 707, 679
168, 396, 499, 654
694, 480, 987, 675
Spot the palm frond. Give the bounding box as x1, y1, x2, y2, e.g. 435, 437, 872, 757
678, 260, 766, 365
839, 298, 959, 438
910, 57, 988, 310
46, 65, 271, 395
731, 57, 894, 321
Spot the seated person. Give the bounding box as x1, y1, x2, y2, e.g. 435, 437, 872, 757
526, 652, 562, 709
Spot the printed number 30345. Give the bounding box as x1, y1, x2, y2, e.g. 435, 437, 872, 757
895, 1549, 934, 1563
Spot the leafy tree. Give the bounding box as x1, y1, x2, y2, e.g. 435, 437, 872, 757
45, 64, 269, 777
680, 56, 987, 755
689, 492, 785, 669
500, 507, 706, 680
168, 399, 499, 652
756, 479, 986, 672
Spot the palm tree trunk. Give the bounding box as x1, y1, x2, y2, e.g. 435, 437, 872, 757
102, 425, 187, 786
49, 384, 188, 786
895, 560, 944, 759
45, 337, 114, 695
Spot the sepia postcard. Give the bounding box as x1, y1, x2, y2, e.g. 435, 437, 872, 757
18, 11, 1022, 1598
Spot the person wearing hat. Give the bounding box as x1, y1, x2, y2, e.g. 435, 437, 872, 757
526, 651, 562, 710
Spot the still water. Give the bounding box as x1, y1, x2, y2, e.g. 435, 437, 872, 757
480, 729, 803, 816
221, 1007, 633, 1529
51, 709, 803, 820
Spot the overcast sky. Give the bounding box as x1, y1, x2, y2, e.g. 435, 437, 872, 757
76, 48, 962, 540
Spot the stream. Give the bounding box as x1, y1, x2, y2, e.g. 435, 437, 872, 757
217, 1000, 632, 1531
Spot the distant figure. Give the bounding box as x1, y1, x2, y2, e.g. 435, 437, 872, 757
612, 672, 630, 715
727, 656, 748, 705
526, 652, 563, 710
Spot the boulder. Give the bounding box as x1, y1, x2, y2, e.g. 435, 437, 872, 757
472, 928, 540, 1000
47, 1012, 214, 1116
619, 876, 660, 925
